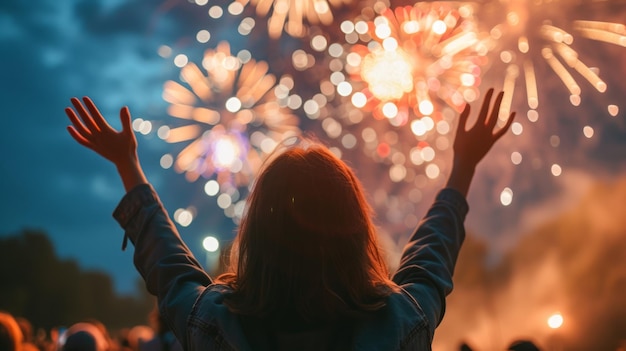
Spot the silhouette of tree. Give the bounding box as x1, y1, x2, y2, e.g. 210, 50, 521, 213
0, 229, 153, 330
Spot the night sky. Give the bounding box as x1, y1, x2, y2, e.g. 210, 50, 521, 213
1, 0, 625, 308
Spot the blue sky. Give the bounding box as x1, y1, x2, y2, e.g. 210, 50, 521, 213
0, 0, 219, 294
1, 0, 625, 295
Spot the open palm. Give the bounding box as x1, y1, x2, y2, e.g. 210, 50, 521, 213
65, 97, 137, 166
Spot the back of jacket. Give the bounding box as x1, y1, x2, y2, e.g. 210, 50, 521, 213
182, 285, 432, 351
113, 185, 467, 351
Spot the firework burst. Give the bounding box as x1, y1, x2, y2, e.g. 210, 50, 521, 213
159, 41, 300, 220
235, 0, 354, 38
478, 0, 625, 121
295, 1, 489, 188
463, 0, 626, 208
338, 2, 489, 127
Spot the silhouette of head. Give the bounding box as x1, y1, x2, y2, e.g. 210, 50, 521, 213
220, 140, 396, 320
62, 322, 108, 351
0, 311, 22, 351
508, 339, 541, 351
459, 342, 474, 351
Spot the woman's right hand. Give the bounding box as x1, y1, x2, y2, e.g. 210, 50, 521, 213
453, 88, 515, 170
446, 88, 516, 196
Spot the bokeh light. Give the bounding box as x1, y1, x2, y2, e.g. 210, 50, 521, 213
547, 312, 564, 329
174, 207, 195, 227
202, 236, 220, 253
500, 187, 513, 206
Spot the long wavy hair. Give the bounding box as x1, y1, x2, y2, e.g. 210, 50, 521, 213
217, 140, 397, 321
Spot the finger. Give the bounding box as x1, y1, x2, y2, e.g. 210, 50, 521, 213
457, 104, 470, 132
67, 126, 96, 151
494, 112, 516, 141
486, 91, 505, 128
83, 97, 111, 132
65, 107, 92, 139
71, 97, 100, 132
120, 106, 132, 135
477, 88, 494, 124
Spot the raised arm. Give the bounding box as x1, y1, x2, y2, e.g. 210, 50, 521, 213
65, 97, 211, 348
446, 88, 516, 196
393, 88, 515, 337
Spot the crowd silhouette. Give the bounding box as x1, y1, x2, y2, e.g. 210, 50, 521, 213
2, 309, 550, 350
0, 309, 182, 351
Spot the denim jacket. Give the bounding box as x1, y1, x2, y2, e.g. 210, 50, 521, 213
113, 184, 468, 351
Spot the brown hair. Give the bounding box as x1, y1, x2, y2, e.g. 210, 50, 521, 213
218, 140, 397, 321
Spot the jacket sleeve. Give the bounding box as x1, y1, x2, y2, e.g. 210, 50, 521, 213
113, 184, 212, 349
391, 187, 468, 339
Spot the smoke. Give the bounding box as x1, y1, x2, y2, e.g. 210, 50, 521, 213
433, 173, 626, 351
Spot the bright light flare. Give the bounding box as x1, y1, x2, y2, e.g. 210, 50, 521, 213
212, 134, 242, 170
204, 180, 219, 196
174, 208, 194, 227
547, 313, 564, 329
361, 49, 413, 101
342, 2, 485, 128
500, 187, 513, 206
202, 236, 220, 252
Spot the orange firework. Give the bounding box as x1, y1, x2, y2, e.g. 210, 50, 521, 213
341, 2, 488, 129
295, 2, 487, 187
479, 0, 625, 121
